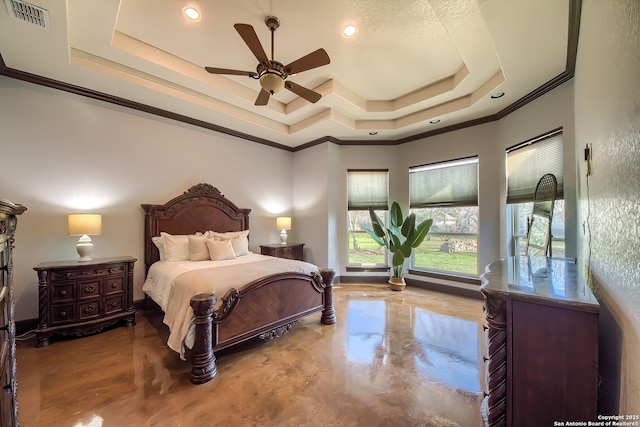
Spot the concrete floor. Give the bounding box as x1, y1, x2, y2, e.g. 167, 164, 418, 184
17, 284, 485, 426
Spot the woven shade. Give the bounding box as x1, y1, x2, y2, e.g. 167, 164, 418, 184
347, 170, 389, 210
409, 157, 478, 208
507, 130, 564, 204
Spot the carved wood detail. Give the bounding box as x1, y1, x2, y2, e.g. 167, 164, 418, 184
259, 320, 299, 340
482, 294, 507, 427
190, 293, 217, 385
320, 269, 336, 325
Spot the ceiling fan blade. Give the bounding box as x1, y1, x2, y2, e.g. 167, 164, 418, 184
285, 81, 322, 103
255, 89, 271, 106
234, 23, 269, 64
205, 67, 255, 77
284, 49, 330, 75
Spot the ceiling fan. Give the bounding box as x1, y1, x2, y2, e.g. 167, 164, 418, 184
205, 16, 330, 106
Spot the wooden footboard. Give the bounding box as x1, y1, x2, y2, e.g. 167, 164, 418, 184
190, 269, 335, 384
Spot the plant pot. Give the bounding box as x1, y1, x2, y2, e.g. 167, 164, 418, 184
388, 276, 406, 291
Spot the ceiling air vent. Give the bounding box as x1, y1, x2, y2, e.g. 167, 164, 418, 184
4, 0, 49, 28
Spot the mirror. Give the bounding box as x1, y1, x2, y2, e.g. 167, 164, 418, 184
526, 174, 557, 257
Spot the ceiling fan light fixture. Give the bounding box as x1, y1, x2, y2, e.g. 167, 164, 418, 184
259, 72, 285, 94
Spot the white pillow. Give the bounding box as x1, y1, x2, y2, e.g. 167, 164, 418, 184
161, 232, 191, 261
205, 239, 236, 261
188, 235, 210, 261
208, 230, 250, 256
152, 236, 165, 261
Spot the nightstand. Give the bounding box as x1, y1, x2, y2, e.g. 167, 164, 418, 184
260, 243, 304, 261
34, 256, 136, 347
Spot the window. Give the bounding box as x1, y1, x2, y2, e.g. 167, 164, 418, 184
409, 157, 479, 276
347, 170, 388, 267
506, 129, 565, 256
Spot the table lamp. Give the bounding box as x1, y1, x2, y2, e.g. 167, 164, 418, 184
276, 216, 291, 244
68, 214, 102, 261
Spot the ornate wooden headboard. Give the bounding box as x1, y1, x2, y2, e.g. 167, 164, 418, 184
141, 183, 251, 274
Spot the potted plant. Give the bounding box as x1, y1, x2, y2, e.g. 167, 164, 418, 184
365, 202, 433, 291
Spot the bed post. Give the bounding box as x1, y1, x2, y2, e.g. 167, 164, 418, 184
190, 293, 217, 384
319, 269, 336, 325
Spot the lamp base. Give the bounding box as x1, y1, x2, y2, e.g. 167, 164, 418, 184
279, 230, 288, 244
76, 235, 94, 262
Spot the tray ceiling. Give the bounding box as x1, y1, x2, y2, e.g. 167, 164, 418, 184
0, 0, 573, 149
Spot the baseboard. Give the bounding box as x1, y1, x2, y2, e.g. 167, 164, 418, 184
16, 318, 38, 336
336, 274, 483, 300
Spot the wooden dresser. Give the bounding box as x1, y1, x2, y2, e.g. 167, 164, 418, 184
480, 256, 599, 427
0, 199, 26, 427
34, 256, 136, 347
260, 243, 304, 261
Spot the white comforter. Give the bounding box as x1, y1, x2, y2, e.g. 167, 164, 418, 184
142, 253, 319, 359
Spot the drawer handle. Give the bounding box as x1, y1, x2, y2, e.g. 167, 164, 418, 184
111, 302, 118, 308
482, 324, 488, 331
60, 290, 67, 296
483, 356, 489, 362
111, 283, 117, 288
84, 305, 96, 314
60, 311, 67, 317
66, 273, 73, 279
84, 284, 96, 293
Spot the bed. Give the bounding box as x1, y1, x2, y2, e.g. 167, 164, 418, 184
141, 183, 336, 384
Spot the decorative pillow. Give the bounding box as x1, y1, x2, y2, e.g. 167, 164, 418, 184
208, 230, 250, 256
152, 236, 165, 261
188, 234, 210, 261
161, 232, 191, 261
205, 239, 236, 261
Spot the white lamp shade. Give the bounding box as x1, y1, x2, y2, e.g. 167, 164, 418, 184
260, 72, 285, 94
276, 216, 291, 230
68, 214, 102, 236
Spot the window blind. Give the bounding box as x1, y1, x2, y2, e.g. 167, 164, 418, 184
506, 130, 564, 204
347, 169, 389, 210
409, 157, 478, 208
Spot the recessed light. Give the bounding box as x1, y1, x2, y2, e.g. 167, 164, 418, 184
182, 7, 201, 21
343, 25, 358, 38
369, 131, 378, 136
491, 92, 505, 99
429, 119, 441, 124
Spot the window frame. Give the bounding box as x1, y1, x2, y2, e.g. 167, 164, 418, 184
506, 129, 565, 257
408, 157, 479, 277
346, 169, 389, 270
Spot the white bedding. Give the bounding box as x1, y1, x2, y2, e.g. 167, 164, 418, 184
142, 253, 319, 359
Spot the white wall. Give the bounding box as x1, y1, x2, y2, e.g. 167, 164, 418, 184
0, 76, 295, 321
574, 0, 640, 413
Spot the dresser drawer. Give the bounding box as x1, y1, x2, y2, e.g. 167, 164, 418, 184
103, 277, 123, 295
51, 283, 74, 303
104, 295, 124, 315
260, 243, 304, 261
78, 280, 101, 300
78, 300, 101, 321
50, 263, 127, 281
51, 304, 76, 325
